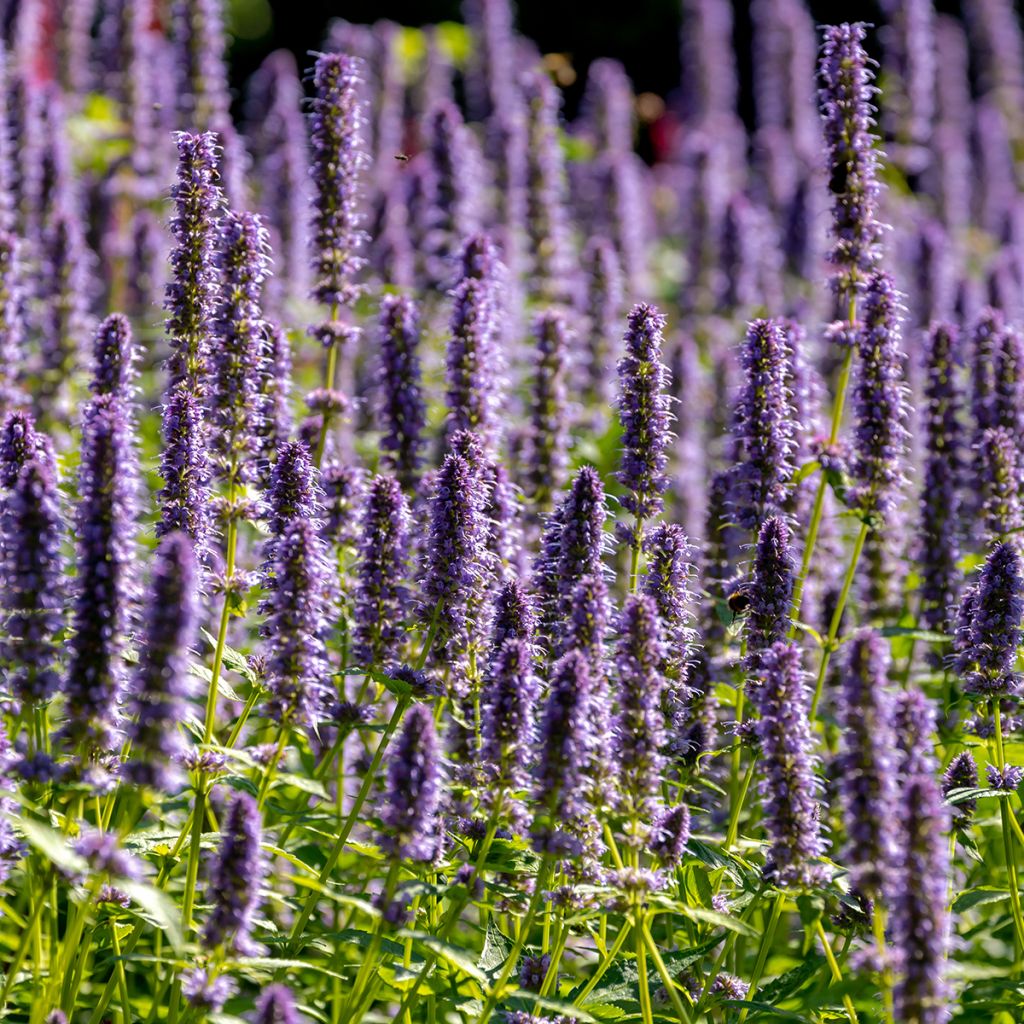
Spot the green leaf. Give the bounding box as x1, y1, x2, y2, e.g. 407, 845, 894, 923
953, 887, 1012, 913
120, 881, 184, 952
401, 933, 486, 984
877, 626, 950, 643
681, 906, 757, 937
16, 818, 88, 876
477, 920, 512, 975
757, 954, 827, 1005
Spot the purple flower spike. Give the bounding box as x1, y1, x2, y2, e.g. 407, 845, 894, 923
308, 53, 368, 310
527, 309, 571, 512
851, 272, 910, 523
482, 638, 540, 826
992, 323, 1024, 449
956, 542, 1024, 698
90, 314, 136, 400
1, 456, 64, 705
211, 210, 270, 488
818, 22, 885, 296
264, 517, 332, 732
979, 427, 1022, 543
942, 752, 977, 831
254, 984, 299, 1024
262, 441, 320, 572
320, 462, 364, 554
377, 294, 426, 492
0, 232, 25, 410
380, 704, 441, 862
63, 396, 139, 755
421, 452, 488, 692
730, 318, 797, 532
893, 687, 939, 780
890, 772, 951, 1024
641, 523, 698, 684
352, 475, 410, 669
533, 649, 594, 856
256, 323, 294, 475
616, 304, 672, 526
648, 803, 691, 867
165, 132, 224, 394
156, 382, 211, 567
203, 791, 265, 955
746, 517, 795, 662
837, 630, 899, 899
123, 532, 198, 792
488, 578, 538, 659
917, 323, 963, 640
0, 411, 52, 489
613, 594, 667, 833
752, 641, 826, 888
582, 236, 624, 412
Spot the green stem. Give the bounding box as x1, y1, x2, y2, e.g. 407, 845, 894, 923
634, 908, 654, 1024
736, 897, 784, 1024
725, 755, 758, 850
342, 860, 401, 1023
314, 302, 342, 468
810, 521, 869, 721
994, 702, 1024, 957
640, 917, 694, 1023
0, 884, 47, 1008
815, 919, 860, 1024
203, 517, 238, 745
181, 780, 208, 934
872, 907, 895, 1024
573, 919, 633, 1004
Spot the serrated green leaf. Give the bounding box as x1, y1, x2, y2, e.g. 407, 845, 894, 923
953, 886, 1012, 912
682, 906, 757, 937
402, 932, 486, 984
120, 881, 183, 952
477, 920, 512, 974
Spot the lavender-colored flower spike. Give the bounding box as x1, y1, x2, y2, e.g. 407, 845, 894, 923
489, 578, 537, 659
979, 427, 1022, 543
641, 524, 698, 685
752, 641, 826, 888
63, 396, 139, 754
256, 323, 294, 475
818, 22, 885, 296
90, 314, 136, 400
482, 638, 540, 826
850, 272, 910, 522
533, 649, 594, 854
730, 318, 797, 531
0, 411, 52, 489
377, 294, 426, 492
308, 52, 368, 309
956, 542, 1024, 697
445, 238, 503, 452
380, 704, 441, 862
527, 309, 570, 512
917, 323, 963, 641
942, 752, 978, 831
1, 456, 64, 705
890, 772, 952, 1024
264, 517, 332, 731
582, 236, 624, 412
747, 517, 795, 661
992, 323, 1024, 449
616, 304, 672, 525
352, 475, 410, 669
522, 70, 575, 305
837, 630, 899, 899
680, 0, 738, 125
123, 532, 198, 791
156, 382, 211, 567
421, 452, 488, 690
203, 791, 265, 955
320, 462, 364, 555
614, 595, 667, 833
165, 132, 224, 393
211, 210, 270, 487
254, 984, 299, 1024
892, 687, 939, 780
262, 441, 319, 571
0, 233, 25, 410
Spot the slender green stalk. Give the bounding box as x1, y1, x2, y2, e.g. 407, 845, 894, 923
872, 907, 895, 1024
314, 301, 342, 467
342, 860, 401, 1023
815, 919, 860, 1024
993, 702, 1024, 955
736, 897, 784, 1024
573, 919, 633, 1004
634, 910, 655, 1024
641, 917, 694, 1024
203, 517, 238, 744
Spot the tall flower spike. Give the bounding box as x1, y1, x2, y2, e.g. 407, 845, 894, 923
320, 462, 364, 556
377, 294, 426, 492
380, 704, 441, 862
308, 52, 368, 309
481, 638, 540, 827
445, 238, 503, 452
421, 452, 488, 693
752, 641, 827, 888
746, 517, 795, 662
203, 791, 265, 955
63, 395, 139, 755
890, 772, 952, 1024
956, 541, 1024, 697
488, 578, 537, 659
254, 984, 299, 1024
917, 323, 963, 642
892, 687, 938, 779
0, 232, 25, 411
256, 323, 294, 476
533, 649, 594, 855
837, 629, 899, 899
527, 309, 570, 512
123, 532, 198, 792
90, 314, 136, 400
581, 236, 624, 413
1, 456, 65, 706
641, 523, 698, 685
263, 517, 332, 731
730, 319, 797, 532
165, 132, 224, 393
613, 594, 667, 835
979, 427, 1022, 543
261, 441, 320, 576
211, 210, 270, 488
818, 22, 885, 296
992, 323, 1024, 449
616, 304, 672, 525
851, 272, 910, 523
942, 752, 978, 832
156, 382, 211, 567
352, 475, 410, 669
0, 411, 52, 489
